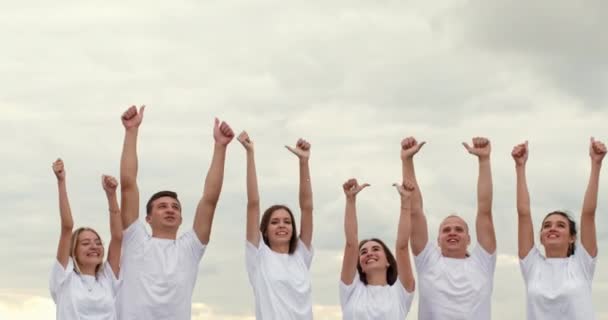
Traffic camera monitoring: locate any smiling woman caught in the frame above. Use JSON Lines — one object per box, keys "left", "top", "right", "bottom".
{"left": 237, "top": 131, "right": 315, "bottom": 320}
{"left": 49, "top": 159, "right": 122, "bottom": 320}
{"left": 513, "top": 138, "right": 607, "bottom": 320}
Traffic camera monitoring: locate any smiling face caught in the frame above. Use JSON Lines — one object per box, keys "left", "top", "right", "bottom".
{"left": 265, "top": 209, "right": 294, "bottom": 246}
{"left": 438, "top": 215, "right": 471, "bottom": 258}
{"left": 358, "top": 240, "right": 389, "bottom": 274}
{"left": 71, "top": 228, "right": 104, "bottom": 273}
{"left": 146, "top": 195, "right": 183, "bottom": 232}
{"left": 540, "top": 212, "right": 576, "bottom": 256}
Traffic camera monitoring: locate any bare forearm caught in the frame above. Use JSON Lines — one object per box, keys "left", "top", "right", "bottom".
{"left": 582, "top": 162, "right": 602, "bottom": 217}
{"left": 299, "top": 160, "right": 313, "bottom": 211}
{"left": 120, "top": 129, "right": 139, "bottom": 187}
{"left": 201, "top": 143, "right": 228, "bottom": 206}
{"left": 396, "top": 200, "right": 412, "bottom": 251}
{"left": 246, "top": 151, "right": 260, "bottom": 205}
{"left": 515, "top": 165, "right": 531, "bottom": 216}
{"left": 402, "top": 159, "right": 423, "bottom": 212}
{"left": 106, "top": 192, "right": 122, "bottom": 241}
{"left": 58, "top": 180, "right": 74, "bottom": 230}
{"left": 477, "top": 158, "right": 493, "bottom": 216}
{"left": 344, "top": 198, "right": 358, "bottom": 247}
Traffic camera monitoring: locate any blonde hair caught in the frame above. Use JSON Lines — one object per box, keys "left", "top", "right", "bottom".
{"left": 70, "top": 227, "right": 104, "bottom": 275}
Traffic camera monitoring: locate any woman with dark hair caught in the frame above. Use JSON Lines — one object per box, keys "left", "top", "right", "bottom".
{"left": 49, "top": 159, "right": 122, "bottom": 320}
{"left": 339, "top": 178, "right": 415, "bottom": 319}
{"left": 237, "top": 131, "right": 314, "bottom": 319}
{"left": 513, "top": 138, "right": 606, "bottom": 320}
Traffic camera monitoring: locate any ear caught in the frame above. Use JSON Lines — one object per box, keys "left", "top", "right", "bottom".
{"left": 145, "top": 215, "right": 151, "bottom": 223}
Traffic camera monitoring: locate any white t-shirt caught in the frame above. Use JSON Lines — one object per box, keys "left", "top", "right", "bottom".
{"left": 49, "top": 257, "right": 120, "bottom": 320}
{"left": 246, "top": 237, "right": 314, "bottom": 320}
{"left": 415, "top": 242, "right": 496, "bottom": 320}
{"left": 340, "top": 274, "right": 413, "bottom": 320}
{"left": 520, "top": 243, "right": 596, "bottom": 320}
{"left": 117, "top": 219, "right": 206, "bottom": 320}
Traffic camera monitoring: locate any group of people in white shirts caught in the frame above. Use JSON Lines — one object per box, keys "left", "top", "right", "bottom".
{"left": 50, "top": 105, "right": 606, "bottom": 320}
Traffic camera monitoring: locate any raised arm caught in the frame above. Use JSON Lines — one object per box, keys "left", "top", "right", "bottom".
{"left": 102, "top": 175, "right": 122, "bottom": 277}
{"left": 237, "top": 131, "right": 261, "bottom": 246}
{"left": 53, "top": 159, "right": 73, "bottom": 269}
{"left": 401, "top": 137, "right": 428, "bottom": 255}
{"left": 580, "top": 137, "right": 606, "bottom": 257}
{"left": 394, "top": 181, "right": 416, "bottom": 293}
{"left": 341, "top": 179, "right": 369, "bottom": 285}
{"left": 193, "top": 118, "right": 234, "bottom": 245}
{"left": 286, "top": 139, "right": 313, "bottom": 249}
{"left": 512, "top": 141, "right": 534, "bottom": 259}
{"left": 120, "top": 105, "right": 145, "bottom": 229}
{"left": 463, "top": 137, "right": 496, "bottom": 254}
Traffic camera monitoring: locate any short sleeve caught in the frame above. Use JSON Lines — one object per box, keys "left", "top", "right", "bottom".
{"left": 393, "top": 278, "right": 414, "bottom": 315}
{"left": 245, "top": 238, "right": 263, "bottom": 284}
{"left": 471, "top": 243, "right": 497, "bottom": 275}
{"left": 178, "top": 229, "right": 207, "bottom": 262}
{"left": 49, "top": 258, "right": 74, "bottom": 302}
{"left": 295, "top": 239, "right": 314, "bottom": 269}
{"left": 122, "top": 219, "right": 148, "bottom": 253}
{"left": 574, "top": 241, "right": 597, "bottom": 282}
{"left": 520, "top": 246, "right": 541, "bottom": 283}
{"left": 414, "top": 242, "right": 440, "bottom": 273}
{"left": 339, "top": 274, "right": 360, "bottom": 308}
{"left": 101, "top": 261, "right": 122, "bottom": 296}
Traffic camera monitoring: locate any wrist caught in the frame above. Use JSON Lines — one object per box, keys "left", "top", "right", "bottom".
{"left": 214, "top": 142, "right": 228, "bottom": 150}
{"left": 478, "top": 156, "right": 490, "bottom": 163}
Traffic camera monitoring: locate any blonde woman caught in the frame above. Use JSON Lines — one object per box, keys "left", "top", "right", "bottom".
{"left": 49, "top": 159, "right": 122, "bottom": 320}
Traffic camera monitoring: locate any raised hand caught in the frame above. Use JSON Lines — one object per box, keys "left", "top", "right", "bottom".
{"left": 52, "top": 158, "right": 66, "bottom": 181}
{"left": 237, "top": 131, "right": 254, "bottom": 151}
{"left": 213, "top": 118, "right": 235, "bottom": 146}
{"left": 463, "top": 137, "right": 491, "bottom": 159}
{"left": 393, "top": 180, "right": 416, "bottom": 199}
{"left": 121, "top": 105, "right": 145, "bottom": 129}
{"left": 285, "top": 138, "right": 311, "bottom": 161}
{"left": 589, "top": 137, "right": 607, "bottom": 164}
{"left": 342, "top": 178, "right": 370, "bottom": 199}
{"left": 102, "top": 175, "right": 119, "bottom": 194}
{"left": 401, "top": 137, "right": 426, "bottom": 160}
{"left": 511, "top": 141, "right": 529, "bottom": 166}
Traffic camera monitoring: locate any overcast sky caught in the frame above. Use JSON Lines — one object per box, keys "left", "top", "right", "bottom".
{"left": 1, "top": 0, "right": 608, "bottom": 319}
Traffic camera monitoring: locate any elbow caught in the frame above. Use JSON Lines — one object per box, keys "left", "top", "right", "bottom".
{"left": 300, "top": 200, "right": 314, "bottom": 212}
{"left": 247, "top": 198, "right": 260, "bottom": 208}
{"left": 61, "top": 223, "right": 74, "bottom": 233}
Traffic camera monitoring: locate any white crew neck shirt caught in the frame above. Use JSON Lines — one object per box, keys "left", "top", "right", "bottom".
{"left": 415, "top": 242, "right": 496, "bottom": 320}
{"left": 117, "top": 219, "right": 206, "bottom": 320}
{"left": 340, "top": 274, "right": 413, "bottom": 320}
{"left": 520, "top": 242, "right": 596, "bottom": 320}
{"left": 246, "top": 236, "right": 314, "bottom": 320}
{"left": 50, "top": 258, "right": 120, "bottom": 320}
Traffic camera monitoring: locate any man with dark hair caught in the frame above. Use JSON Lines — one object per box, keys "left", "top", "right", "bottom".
{"left": 116, "top": 105, "right": 234, "bottom": 320}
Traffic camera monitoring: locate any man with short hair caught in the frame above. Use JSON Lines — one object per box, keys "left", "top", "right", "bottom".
{"left": 116, "top": 105, "right": 234, "bottom": 320}
{"left": 401, "top": 136, "right": 497, "bottom": 320}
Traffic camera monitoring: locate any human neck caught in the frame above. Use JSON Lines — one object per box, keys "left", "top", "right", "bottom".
{"left": 270, "top": 242, "right": 290, "bottom": 254}
{"left": 441, "top": 249, "right": 467, "bottom": 259}
{"left": 79, "top": 264, "right": 97, "bottom": 276}
{"left": 152, "top": 227, "right": 178, "bottom": 240}
{"left": 544, "top": 245, "right": 568, "bottom": 258}
{"left": 365, "top": 271, "right": 388, "bottom": 286}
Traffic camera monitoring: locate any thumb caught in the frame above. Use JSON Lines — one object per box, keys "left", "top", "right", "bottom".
{"left": 214, "top": 117, "right": 220, "bottom": 128}
{"left": 418, "top": 141, "right": 426, "bottom": 150}
{"left": 462, "top": 142, "right": 473, "bottom": 153}
{"left": 139, "top": 105, "right": 146, "bottom": 118}
{"left": 590, "top": 136, "right": 595, "bottom": 144}
{"left": 285, "top": 145, "right": 297, "bottom": 155}
{"left": 361, "top": 183, "right": 371, "bottom": 189}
